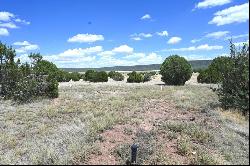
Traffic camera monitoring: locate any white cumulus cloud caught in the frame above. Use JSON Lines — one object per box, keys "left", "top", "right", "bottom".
{"left": 225, "top": 33, "right": 249, "bottom": 40}
{"left": 205, "top": 31, "right": 230, "bottom": 39}
{"left": 124, "top": 53, "right": 146, "bottom": 59}
{"left": 44, "top": 46, "right": 102, "bottom": 64}
{"left": 195, "top": 0, "right": 231, "bottom": 9}
{"left": 15, "top": 18, "right": 30, "bottom": 25}
{"left": 156, "top": 31, "right": 169, "bottom": 37}
{"left": 131, "top": 37, "right": 142, "bottom": 41}
{"left": 141, "top": 14, "right": 151, "bottom": 20}
{"left": 0, "top": 11, "right": 14, "bottom": 21}
{"left": 0, "top": 28, "right": 9, "bottom": 36}
{"left": 0, "top": 11, "right": 30, "bottom": 36}
{"left": 167, "top": 44, "right": 223, "bottom": 51}
{"left": 98, "top": 51, "right": 115, "bottom": 57}
{"left": 191, "top": 38, "right": 203, "bottom": 43}
{"left": 112, "top": 45, "right": 134, "bottom": 54}
{"left": 0, "top": 22, "right": 18, "bottom": 29}
{"left": 13, "top": 41, "right": 31, "bottom": 46}
{"left": 68, "top": 33, "right": 104, "bottom": 43}
{"left": 14, "top": 41, "right": 39, "bottom": 53}
{"left": 131, "top": 33, "right": 153, "bottom": 41}
{"left": 209, "top": 3, "right": 249, "bottom": 26}
{"left": 168, "top": 37, "right": 182, "bottom": 44}
{"left": 137, "top": 52, "right": 162, "bottom": 64}
{"left": 191, "top": 31, "right": 230, "bottom": 43}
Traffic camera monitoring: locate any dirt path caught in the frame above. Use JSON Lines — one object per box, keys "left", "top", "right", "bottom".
{"left": 86, "top": 99, "right": 199, "bottom": 165}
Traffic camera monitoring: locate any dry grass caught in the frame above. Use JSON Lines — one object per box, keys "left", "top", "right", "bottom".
{"left": 0, "top": 75, "right": 249, "bottom": 165}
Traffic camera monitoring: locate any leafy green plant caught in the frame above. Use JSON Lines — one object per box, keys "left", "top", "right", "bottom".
{"left": 85, "top": 70, "right": 95, "bottom": 81}
{"left": 143, "top": 73, "right": 152, "bottom": 82}
{"left": 127, "top": 71, "right": 143, "bottom": 83}
{"left": 69, "top": 72, "right": 83, "bottom": 81}
{"left": 160, "top": 55, "right": 192, "bottom": 85}
{"left": 197, "top": 56, "right": 233, "bottom": 84}
{"left": 0, "top": 42, "right": 59, "bottom": 103}
{"left": 140, "top": 71, "right": 156, "bottom": 82}
{"left": 108, "top": 71, "right": 124, "bottom": 81}
{"left": 46, "top": 76, "right": 59, "bottom": 98}
{"left": 177, "top": 136, "right": 191, "bottom": 156}
{"left": 108, "top": 71, "right": 116, "bottom": 78}
{"left": 216, "top": 42, "right": 249, "bottom": 115}
{"left": 86, "top": 71, "right": 108, "bottom": 82}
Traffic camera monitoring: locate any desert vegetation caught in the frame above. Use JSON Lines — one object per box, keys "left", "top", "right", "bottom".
{"left": 108, "top": 71, "right": 125, "bottom": 81}
{"left": 0, "top": 41, "right": 249, "bottom": 165}
{"left": 197, "top": 56, "right": 233, "bottom": 84}
{"left": 160, "top": 55, "right": 192, "bottom": 85}
{"left": 0, "top": 43, "right": 59, "bottom": 102}
{"left": 216, "top": 42, "right": 249, "bottom": 115}
{"left": 84, "top": 70, "right": 108, "bottom": 82}
{"left": 197, "top": 42, "right": 249, "bottom": 116}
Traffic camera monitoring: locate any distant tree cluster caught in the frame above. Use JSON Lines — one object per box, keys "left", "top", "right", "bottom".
{"left": 193, "top": 68, "right": 207, "bottom": 73}
{"left": 85, "top": 70, "right": 108, "bottom": 82}
{"left": 0, "top": 42, "right": 59, "bottom": 102}
{"left": 127, "top": 71, "right": 144, "bottom": 83}
{"left": 140, "top": 71, "right": 157, "bottom": 82}
{"left": 127, "top": 71, "right": 156, "bottom": 83}
{"left": 56, "top": 71, "right": 84, "bottom": 82}
{"left": 108, "top": 71, "right": 124, "bottom": 81}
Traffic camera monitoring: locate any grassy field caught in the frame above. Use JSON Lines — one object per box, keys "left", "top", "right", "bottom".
{"left": 0, "top": 75, "right": 249, "bottom": 165}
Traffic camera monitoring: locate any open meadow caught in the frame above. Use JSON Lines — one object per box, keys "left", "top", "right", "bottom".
{"left": 0, "top": 74, "right": 249, "bottom": 165}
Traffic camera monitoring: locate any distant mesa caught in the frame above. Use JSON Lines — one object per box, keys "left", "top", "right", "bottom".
{"left": 61, "top": 60, "right": 212, "bottom": 72}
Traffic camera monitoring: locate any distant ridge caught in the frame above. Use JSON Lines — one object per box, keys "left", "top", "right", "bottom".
{"left": 61, "top": 60, "right": 212, "bottom": 72}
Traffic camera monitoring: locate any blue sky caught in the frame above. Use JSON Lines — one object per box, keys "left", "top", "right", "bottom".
{"left": 0, "top": 0, "right": 249, "bottom": 68}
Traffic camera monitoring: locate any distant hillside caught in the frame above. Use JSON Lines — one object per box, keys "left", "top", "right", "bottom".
{"left": 61, "top": 60, "right": 212, "bottom": 72}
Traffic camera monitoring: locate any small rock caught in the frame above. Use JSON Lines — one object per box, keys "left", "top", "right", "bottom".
{"left": 190, "top": 117, "right": 195, "bottom": 121}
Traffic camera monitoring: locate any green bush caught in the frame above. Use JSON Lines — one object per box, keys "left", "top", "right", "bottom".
{"left": 46, "top": 76, "right": 59, "bottom": 98}
{"left": 69, "top": 72, "right": 82, "bottom": 81}
{"left": 141, "top": 71, "right": 156, "bottom": 82}
{"left": 108, "top": 71, "right": 124, "bottom": 81}
{"left": 13, "top": 76, "right": 39, "bottom": 102}
{"left": 197, "top": 57, "right": 233, "bottom": 84}
{"left": 108, "top": 71, "right": 116, "bottom": 78}
{"left": 86, "top": 71, "right": 108, "bottom": 82}
{"left": 216, "top": 42, "right": 249, "bottom": 115}
{"left": 33, "top": 59, "right": 59, "bottom": 76}
{"left": 143, "top": 73, "right": 152, "bottom": 82}
{"left": 0, "top": 42, "right": 59, "bottom": 103}
{"left": 149, "top": 71, "right": 157, "bottom": 76}
{"left": 85, "top": 70, "right": 95, "bottom": 81}
{"left": 12, "top": 75, "right": 48, "bottom": 102}
{"left": 113, "top": 73, "right": 124, "bottom": 81}
{"left": 127, "top": 71, "right": 143, "bottom": 83}
{"left": 55, "top": 70, "right": 70, "bottom": 82}
{"left": 193, "top": 68, "right": 206, "bottom": 73}
{"left": 95, "top": 71, "right": 108, "bottom": 82}
{"left": 197, "top": 69, "right": 212, "bottom": 83}
{"left": 160, "top": 55, "right": 192, "bottom": 85}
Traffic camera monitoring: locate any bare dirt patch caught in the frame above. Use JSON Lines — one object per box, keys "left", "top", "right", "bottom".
{"left": 86, "top": 99, "right": 197, "bottom": 165}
